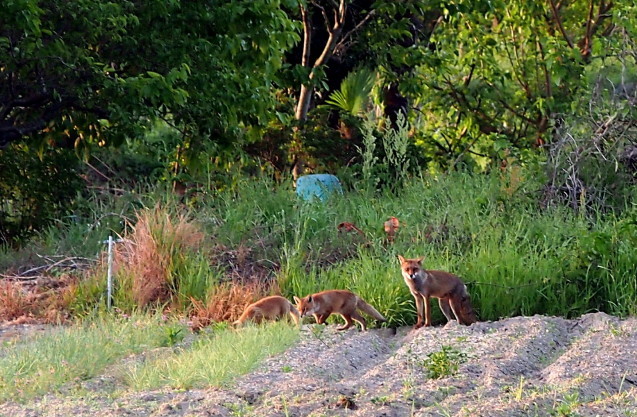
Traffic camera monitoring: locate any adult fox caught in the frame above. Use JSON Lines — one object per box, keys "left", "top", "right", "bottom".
{"left": 294, "top": 290, "right": 386, "bottom": 331}
{"left": 234, "top": 295, "right": 301, "bottom": 326}
{"left": 398, "top": 255, "right": 477, "bottom": 328}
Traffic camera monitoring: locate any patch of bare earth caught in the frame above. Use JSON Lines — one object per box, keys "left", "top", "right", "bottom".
{"left": 1, "top": 312, "right": 636, "bottom": 417}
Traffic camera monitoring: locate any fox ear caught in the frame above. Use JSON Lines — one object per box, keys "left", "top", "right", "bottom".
{"left": 307, "top": 295, "right": 313, "bottom": 303}
{"left": 293, "top": 296, "right": 301, "bottom": 304}
{"left": 397, "top": 255, "right": 405, "bottom": 263}
{"left": 416, "top": 257, "right": 424, "bottom": 264}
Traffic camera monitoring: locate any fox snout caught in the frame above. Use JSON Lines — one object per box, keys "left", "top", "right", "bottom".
{"left": 299, "top": 305, "right": 318, "bottom": 317}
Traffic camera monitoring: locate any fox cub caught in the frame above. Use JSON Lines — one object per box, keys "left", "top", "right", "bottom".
{"left": 398, "top": 255, "right": 477, "bottom": 328}
{"left": 234, "top": 295, "right": 300, "bottom": 326}
{"left": 294, "top": 289, "right": 386, "bottom": 331}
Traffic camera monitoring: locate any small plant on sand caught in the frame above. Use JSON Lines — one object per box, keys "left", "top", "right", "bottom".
{"left": 422, "top": 345, "right": 467, "bottom": 379}
{"left": 161, "top": 325, "right": 185, "bottom": 347}
{"left": 370, "top": 395, "right": 391, "bottom": 406}
{"left": 550, "top": 391, "right": 582, "bottom": 417}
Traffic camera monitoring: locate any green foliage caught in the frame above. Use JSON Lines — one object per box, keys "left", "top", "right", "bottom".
{"left": 292, "top": 107, "right": 359, "bottom": 171}
{"left": 357, "top": 112, "right": 417, "bottom": 192}
{"left": 325, "top": 68, "right": 377, "bottom": 116}
{"left": 406, "top": 0, "right": 632, "bottom": 168}
{"left": 421, "top": 345, "right": 468, "bottom": 379}
{"left": 190, "top": 168, "right": 636, "bottom": 323}
{"left": 124, "top": 321, "right": 299, "bottom": 390}
{"left": 7, "top": 166, "right": 637, "bottom": 323}
{"left": 1, "top": 0, "right": 300, "bottom": 149}
{"left": 0, "top": 144, "right": 82, "bottom": 244}
{"left": 543, "top": 80, "right": 637, "bottom": 213}
{"left": 266, "top": 169, "right": 636, "bottom": 323}
{"left": 0, "top": 314, "right": 179, "bottom": 402}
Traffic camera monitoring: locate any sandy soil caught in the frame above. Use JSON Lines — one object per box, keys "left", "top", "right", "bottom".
{"left": 1, "top": 312, "right": 636, "bottom": 417}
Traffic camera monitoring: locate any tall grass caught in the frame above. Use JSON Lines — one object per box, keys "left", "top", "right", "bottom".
{"left": 68, "top": 206, "right": 214, "bottom": 316}
{"left": 124, "top": 322, "right": 299, "bottom": 390}
{"left": 7, "top": 166, "right": 636, "bottom": 324}
{"left": 0, "top": 314, "right": 180, "bottom": 402}
{"left": 266, "top": 169, "right": 635, "bottom": 322}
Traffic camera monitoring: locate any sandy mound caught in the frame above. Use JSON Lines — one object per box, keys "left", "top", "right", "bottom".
{"left": 1, "top": 313, "right": 636, "bottom": 417}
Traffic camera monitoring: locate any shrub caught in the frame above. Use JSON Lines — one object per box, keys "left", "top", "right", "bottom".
{"left": 114, "top": 206, "right": 204, "bottom": 308}
{"left": 0, "top": 144, "right": 82, "bottom": 245}
{"left": 189, "top": 281, "right": 276, "bottom": 332}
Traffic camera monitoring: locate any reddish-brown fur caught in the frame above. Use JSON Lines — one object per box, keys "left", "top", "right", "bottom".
{"left": 384, "top": 216, "right": 400, "bottom": 243}
{"left": 233, "top": 295, "right": 300, "bottom": 326}
{"left": 398, "top": 255, "right": 477, "bottom": 328}
{"left": 294, "top": 290, "right": 385, "bottom": 331}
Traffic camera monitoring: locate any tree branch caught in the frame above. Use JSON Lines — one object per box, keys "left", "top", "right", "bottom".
{"left": 537, "top": 39, "right": 553, "bottom": 99}
{"left": 548, "top": 0, "right": 574, "bottom": 48}
{"left": 313, "top": 0, "right": 346, "bottom": 68}
{"left": 334, "top": 9, "right": 375, "bottom": 56}
{"left": 299, "top": 4, "right": 312, "bottom": 68}
{"left": 579, "top": 0, "right": 614, "bottom": 61}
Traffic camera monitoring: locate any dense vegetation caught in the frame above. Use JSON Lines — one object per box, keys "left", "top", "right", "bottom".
{"left": 1, "top": 2, "right": 636, "bottom": 403}
{"left": 1, "top": 1, "right": 636, "bottom": 325}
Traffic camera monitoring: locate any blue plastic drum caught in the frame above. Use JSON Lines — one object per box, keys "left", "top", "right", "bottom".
{"left": 295, "top": 174, "right": 343, "bottom": 202}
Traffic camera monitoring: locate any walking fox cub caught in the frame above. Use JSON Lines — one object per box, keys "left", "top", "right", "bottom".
{"left": 398, "top": 255, "right": 477, "bottom": 328}
{"left": 234, "top": 295, "right": 301, "bottom": 326}
{"left": 293, "top": 290, "right": 386, "bottom": 331}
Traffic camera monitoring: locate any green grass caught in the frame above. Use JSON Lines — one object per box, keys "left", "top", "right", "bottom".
{"left": 124, "top": 321, "right": 299, "bottom": 390}
{"left": 269, "top": 170, "right": 636, "bottom": 323}
{"left": 0, "top": 314, "right": 182, "bottom": 402}
{"left": 0, "top": 316, "right": 299, "bottom": 402}
{"left": 6, "top": 167, "right": 637, "bottom": 324}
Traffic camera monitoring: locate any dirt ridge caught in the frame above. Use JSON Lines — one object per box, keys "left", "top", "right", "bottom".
{"left": 1, "top": 312, "right": 636, "bottom": 417}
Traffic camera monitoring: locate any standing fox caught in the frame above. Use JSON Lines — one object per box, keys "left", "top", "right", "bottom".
{"left": 398, "top": 255, "right": 477, "bottom": 328}
{"left": 233, "top": 295, "right": 301, "bottom": 326}
{"left": 294, "top": 290, "right": 386, "bottom": 331}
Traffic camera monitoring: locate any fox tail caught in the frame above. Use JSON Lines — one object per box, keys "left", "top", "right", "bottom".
{"left": 289, "top": 304, "right": 301, "bottom": 326}
{"left": 357, "top": 298, "right": 386, "bottom": 322}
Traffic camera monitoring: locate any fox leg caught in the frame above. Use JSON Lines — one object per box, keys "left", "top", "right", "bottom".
{"left": 350, "top": 311, "right": 367, "bottom": 331}
{"left": 314, "top": 313, "right": 330, "bottom": 324}
{"left": 448, "top": 296, "right": 465, "bottom": 325}
{"left": 336, "top": 314, "right": 354, "bottom": 330}
{"left": 288, "top": 311, "right": 300, "bottom": 326}
{"left": 413, "top": 293, "right": 425, "bottom": 328}
{"left": 424, "top": 295, "right": 432, "bottom": 327}
{"left": 438, "top": 298, "right": 455, "bottom": 322}
{"left": 289, "top": 305, "right": 301, "bottom": 326}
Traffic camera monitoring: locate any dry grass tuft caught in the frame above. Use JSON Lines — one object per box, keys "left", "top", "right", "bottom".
{"left": 0, "top": 276, "right": 75, "bottom": 323}
{"left": 0, "top": 281, "right": 31, "bottom": 321}
{"left": 115, "top": 206, "right": 204, "bottom": 307}
{"left": 189, "top": 281, "right": 276, "bottom": 332}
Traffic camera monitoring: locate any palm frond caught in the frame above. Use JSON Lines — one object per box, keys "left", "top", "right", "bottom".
{"left": 325, "top": 67, "right": 377, "bottom": 116}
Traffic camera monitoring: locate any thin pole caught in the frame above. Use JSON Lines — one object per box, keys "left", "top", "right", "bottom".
{"left": 107, "top": 235, "right": 114, "bottom": 309}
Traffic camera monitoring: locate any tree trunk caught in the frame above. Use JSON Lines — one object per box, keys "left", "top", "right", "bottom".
{"left": 292, "top": 0, "right": 347, "bottom": 177}
{"left": 295, "top": 84, "right": 312, "bottom": 122}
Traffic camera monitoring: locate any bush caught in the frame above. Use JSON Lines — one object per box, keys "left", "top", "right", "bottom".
{"left": 0, "top": 144, "right": 82, "bottom": 245}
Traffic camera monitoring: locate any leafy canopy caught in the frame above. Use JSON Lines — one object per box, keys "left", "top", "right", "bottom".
{"left": 0, "top": 0, "right": 300, "bottom": 150}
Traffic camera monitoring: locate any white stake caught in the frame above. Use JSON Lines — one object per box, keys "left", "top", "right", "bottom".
{"left": 107, "top": 235, "right": 114, "bottom": 309}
